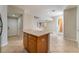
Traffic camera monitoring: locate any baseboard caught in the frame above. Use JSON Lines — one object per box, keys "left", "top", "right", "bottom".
{"left": 64, "top": 37, "right": 77, "bottom": 42}
{"left": 8, "top": 35, "right": 18, "bottom": 38}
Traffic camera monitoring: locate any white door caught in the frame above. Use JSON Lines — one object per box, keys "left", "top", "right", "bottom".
{"left": 77, "top": 22, "right": 79, "bottom": 47}
{"left": 77, "top": 27, "right": 79, "bottom": 47}
{"left": 77, "top": 6, "right": 79, "bottom": 47}
{"left": 8, "top": 18, "right": 18, "bottom": 36}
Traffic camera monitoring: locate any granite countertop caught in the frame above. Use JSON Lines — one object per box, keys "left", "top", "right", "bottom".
{"left": 24, "top": 29, "right": 51, "bottom": 36}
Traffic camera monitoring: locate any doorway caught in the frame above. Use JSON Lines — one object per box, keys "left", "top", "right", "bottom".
{"left": 8, "top": 17, "right": 18, "bottom": 37}
{"left": 57, "top": 15, "right": 64, "bottom": 34}
{"left": 56, "top": 15, "right": 64, "bottom": 39}
{"left": 8, "top": 15, "right": 23, "bottom": 40}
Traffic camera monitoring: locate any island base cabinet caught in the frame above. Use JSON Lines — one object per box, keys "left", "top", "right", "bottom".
{"left": 37, "top": 35, "right": 48, "bottom": 53}
{"left": 23, "top": 32, "right": 28, "bottom": 49}
{"left": 28, "top": 35, "right": 37, "bottom": 53}
{"left": 23, "top": 32, "right": 49, "bottom": 53}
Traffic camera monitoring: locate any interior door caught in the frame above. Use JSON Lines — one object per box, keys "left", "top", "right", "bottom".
{"left": 8, "top": 18, "right": 18, "bottom": 36}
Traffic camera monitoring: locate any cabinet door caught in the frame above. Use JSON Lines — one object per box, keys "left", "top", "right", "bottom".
{"left": 23, "top": 33, "right": 28, "bottom": 49}
{"left": 37, "top": 34, "right": 48, "bottom": 53}
{"left": 28, "top": 34, "right": 37, "bottom": 53}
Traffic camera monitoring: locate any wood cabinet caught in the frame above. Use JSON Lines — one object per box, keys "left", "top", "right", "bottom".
{"left": 23, "top": 32, "right": 49, "bottom": 53}
{"left": 23, "top": 32, "right": 28, "bottom": 49}
{"left": 37, "top": 35, "right": 48, "bottom": 53}
{"left": 28, "top": 35, "right": 37, "bottom": 52}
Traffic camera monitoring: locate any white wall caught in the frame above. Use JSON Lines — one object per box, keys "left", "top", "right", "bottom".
{"left": 23, "top": 15, "right": 53, "bottom": 31}
{"left": 18, "top": 16, "right": 23, "bottom": 36}
{"left": 23, "top": 9, "right": 64, "bottom": 33}
{"left": 8, "top": 18, "right": 18, "bottom": 36}
{"left": 23, "top": 11, "right": 33, "bottom": 31}
{"left": 64, "top": 7, "right": 76, "bottom": 41}
{"left": 46, "top": 21, "right": 54, "bottom": 32}
{"left": 8, "top": 6, "right": 24, "bottom": 15}
{"left": 32, "top": 18, "right": 39, "bottom": 30}
{"left": 76, "top": 6, "right": 79, "bottom": 46}
{"left": 0, "top": 6, "right": 8, "bottom": 46}
{"left": 32, "top": 17, "right": 54, "bottom": 31}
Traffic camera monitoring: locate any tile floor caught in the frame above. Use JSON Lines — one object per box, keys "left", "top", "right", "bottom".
{"left": 49, "top": 33, "right": 79, "bottom": 52}
{"left": 1, "top": 36, "right": 27, "bottom": 53}
{"left": 1, "top": 33, "right": 79, "bottom": 53}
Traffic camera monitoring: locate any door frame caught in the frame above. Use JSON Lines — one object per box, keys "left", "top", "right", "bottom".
{"left": 7, "top": 15, "right": 23, "bottom": 40}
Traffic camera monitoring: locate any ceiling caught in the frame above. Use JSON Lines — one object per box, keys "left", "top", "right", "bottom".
{"left": 8, "top": 6, "right": 24, "bottom": 18}
{"left": 14, "top": 5, "right": 77, "bottom": 16}
{"left": 13, "top": 5, "right": 65, "bottom": 17}
{"left": 15, "top": 5, "right": 66, "bottom": 11}
{"left": 9, "top": 5, "right": 77, "bottom": 20}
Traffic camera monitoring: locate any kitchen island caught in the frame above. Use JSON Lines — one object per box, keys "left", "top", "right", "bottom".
{"left": 23, "top": 30, "right": 50, "bottom": 53}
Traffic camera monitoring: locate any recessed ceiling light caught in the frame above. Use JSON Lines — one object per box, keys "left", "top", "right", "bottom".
{"left": 34, "top": 16, "right": 39, "bottom": 19}
{"left": 52, "top": 10, "right": 55, "bottom": 12}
